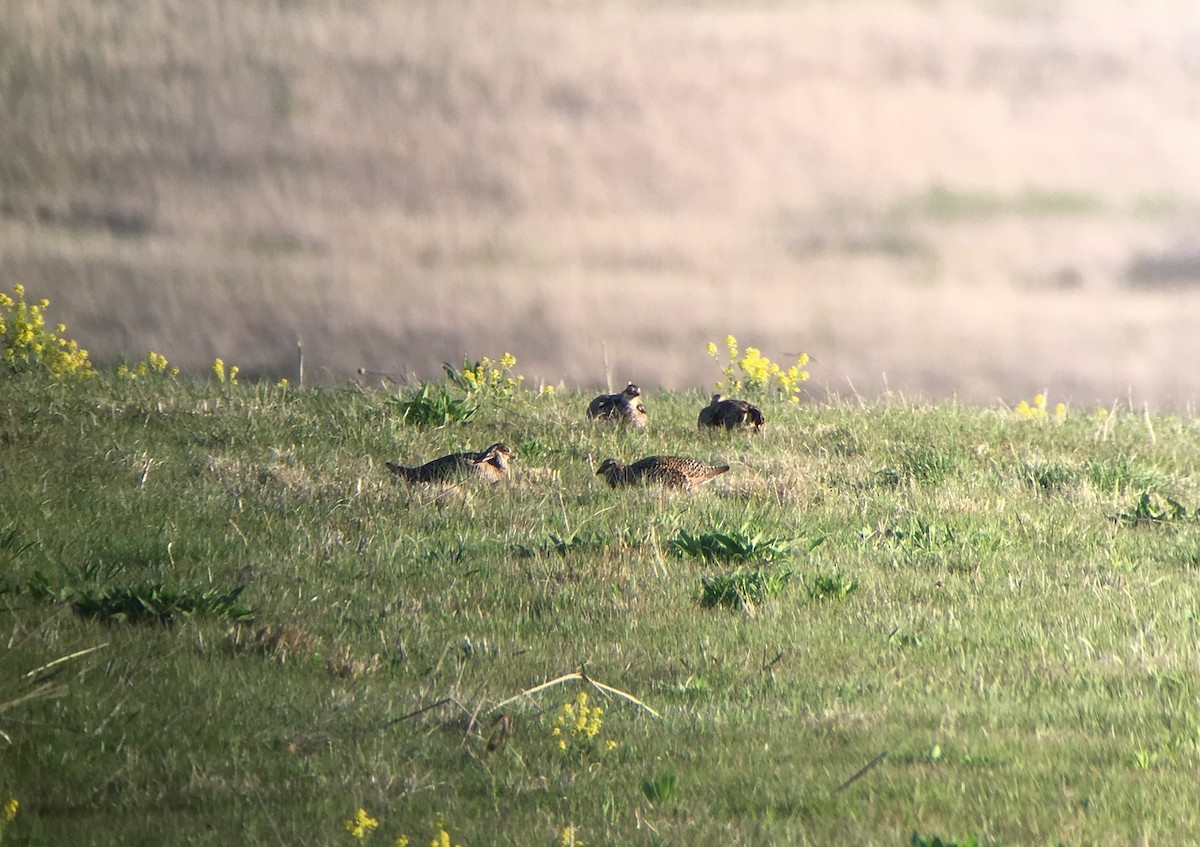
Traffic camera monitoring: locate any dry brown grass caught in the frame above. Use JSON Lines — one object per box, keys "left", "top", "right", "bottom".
{"left": 4, "top": 0, "right": 1200, "bottom": 407}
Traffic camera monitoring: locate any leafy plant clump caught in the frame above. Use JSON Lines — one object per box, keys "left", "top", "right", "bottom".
{"left": 670, "top": 528, "right": 796, "bottom": 563}
{"left": 0, "top": 284, "right": 94, "bottom": 377}
{"left": 392, "top": 381, "right": 478, "bottom": 427}
{"left": 71, "top": 583, "right": 254, "bottom": 626}
{"left": 807, "top": 572, "right": 859, "bottom": 601}
{"left": 700, "top": 568, "right": 793, "bottom": 609}
{"left": 1116, "top": 492, "right": 1194, "bottom": 526}
{"left": 642, "top": 771, "right": 677, "bottom": 804}
{"left": 28, "top": 573, "right": 253, "bottom": 626}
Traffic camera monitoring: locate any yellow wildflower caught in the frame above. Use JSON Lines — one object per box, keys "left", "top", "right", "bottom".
{"left": 428, "top": 827, "right": 461, "bottom": 847}
{"left": 2, "top": 798, "right": 17, "bottom": 822}
{"left": 344, "top": 808, "right": 379, "bottom": 839}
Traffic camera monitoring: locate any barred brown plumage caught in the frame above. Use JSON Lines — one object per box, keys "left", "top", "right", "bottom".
{"left": 586, "top": 382, "right": 648, "bottom": 428}
{"left": 596, "top": 455, "right": 730, "bottom": 488}
{"left": 386, "top": 442, "right": 513, "bottom": 483}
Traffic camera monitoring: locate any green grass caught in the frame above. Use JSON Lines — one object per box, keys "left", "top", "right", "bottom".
{"left": 3, "top": 373, "right": 1200, "bottom": 845}
{"left": 894, "top": 184, "right": 1107, "bottom": 222}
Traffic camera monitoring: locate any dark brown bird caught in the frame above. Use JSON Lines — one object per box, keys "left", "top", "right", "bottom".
{"left": 387, "top": 442, "right": 513, "bottom": 484}
{"left": 587, "top": 382, "right": 648, "bottom": 428}
{"left": 698, "top": 393, "right": 765, "bottom": 432}
{"left": 596, "top": 456, "right": 730, "bottom": 488}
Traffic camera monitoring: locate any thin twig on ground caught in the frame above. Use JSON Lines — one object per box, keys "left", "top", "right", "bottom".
{"left": 493, "top": 670, "right": 661, "bottom": 718}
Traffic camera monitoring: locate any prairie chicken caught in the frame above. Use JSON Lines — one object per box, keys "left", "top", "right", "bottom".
{"left": 587, "top": 382, "right": 648, "bottom": 428}
{"left": 596, "top": 455, "right": 730, "bottom": 488}
{"left": 386, "top": 442, "right": 513, "bottom": 484}
{"left": 698, "top": 393, "right": 765, "bottom": 432}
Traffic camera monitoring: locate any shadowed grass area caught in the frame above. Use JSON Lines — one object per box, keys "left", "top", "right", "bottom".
{"left": 1, "top": 372, "right": 1200, "bottom": 844}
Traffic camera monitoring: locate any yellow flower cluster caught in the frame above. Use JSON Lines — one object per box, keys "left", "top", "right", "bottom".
{"left": 550, "top": 690, "right": 617, "bottom": 756}
{"left": 558, "top": 824, "right": 582, "bottom": 846}
{"left": 1014, "top": 393, "right": 1066, "bottom": 422}
{"left": 117, "top": 351, "right": 181, "bottom": 381}
{"left": 707, "top": 335, "right": 809, "bottom": 403}
{"left": 0, "top": 284, "right": 94, "bottom": 377}
{"left": 0, "top": 797, "right": 15, "bottom": 845}
{"left": 344, "top": 808, "right": 379, "bottom": 840}
{"left": 212, "top": 358, "right": 240, "bottom": 385}
{"left": 458, "top": 352, "right": 523, "bottom": 399}
{"left": 428, "top": 827, "right": 462, "bottom": 847}
{"left": 340, "top": 811, "right": 457, "bottom": 847}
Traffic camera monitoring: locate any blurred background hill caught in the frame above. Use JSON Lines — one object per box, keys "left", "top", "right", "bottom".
{"left": 4, "top": 0, "right": 1200, "bottom": 407}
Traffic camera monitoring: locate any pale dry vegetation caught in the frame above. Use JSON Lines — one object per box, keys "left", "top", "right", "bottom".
{"left": 4, "top": 0, "right": 1200, "bottom": 406}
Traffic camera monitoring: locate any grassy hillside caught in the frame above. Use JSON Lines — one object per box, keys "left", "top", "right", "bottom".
{"left": 2, "top": 361, "right": 1200, "bottom": 844}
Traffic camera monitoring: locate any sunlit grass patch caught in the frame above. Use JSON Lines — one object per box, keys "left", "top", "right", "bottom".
{"left": 4, "top": 378, "right": 1200, "bottom": 844}
{"left": 875, "top": 445, "right": 962, "bottom": 487}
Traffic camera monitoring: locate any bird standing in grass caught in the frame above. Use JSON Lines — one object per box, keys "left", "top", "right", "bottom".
{"left": 386, "top": 443, "right": 514, "bottom": 483}
{"left": 587, "top": 382, "right": 648, "bottom": 428}
{"left": 596, "top": 456, "right": 730, "bottom": 488}
{"left": 698, "top": 393, "right": 765, "bottom": 432}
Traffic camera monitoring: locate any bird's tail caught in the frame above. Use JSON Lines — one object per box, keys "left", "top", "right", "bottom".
{"left": 386, "top": 462, "right": 418, "bottom": 481}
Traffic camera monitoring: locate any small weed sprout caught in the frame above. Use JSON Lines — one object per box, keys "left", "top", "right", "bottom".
{"left": 807, "top": 572, "right": 859, "bottom": 601}
{"left": 1013, "top": 392, "right": 1066, "bottom": 422}
{"left": 212, "top": 358, "right": 239, "bottom": 385}
{"left": 551, "top": 690, "right": 618, "bottom": 758}
{"left": 0, "top": 284, "right": 94, "bottom": 377}
{"left": 707, "top": 335, "right": 808, "bottom": 403}
{"left": 641, "top": 771, "right": 677, "bottom": 805}
{"left": 444, "top": 352, "right": 524, "bottom": 399}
